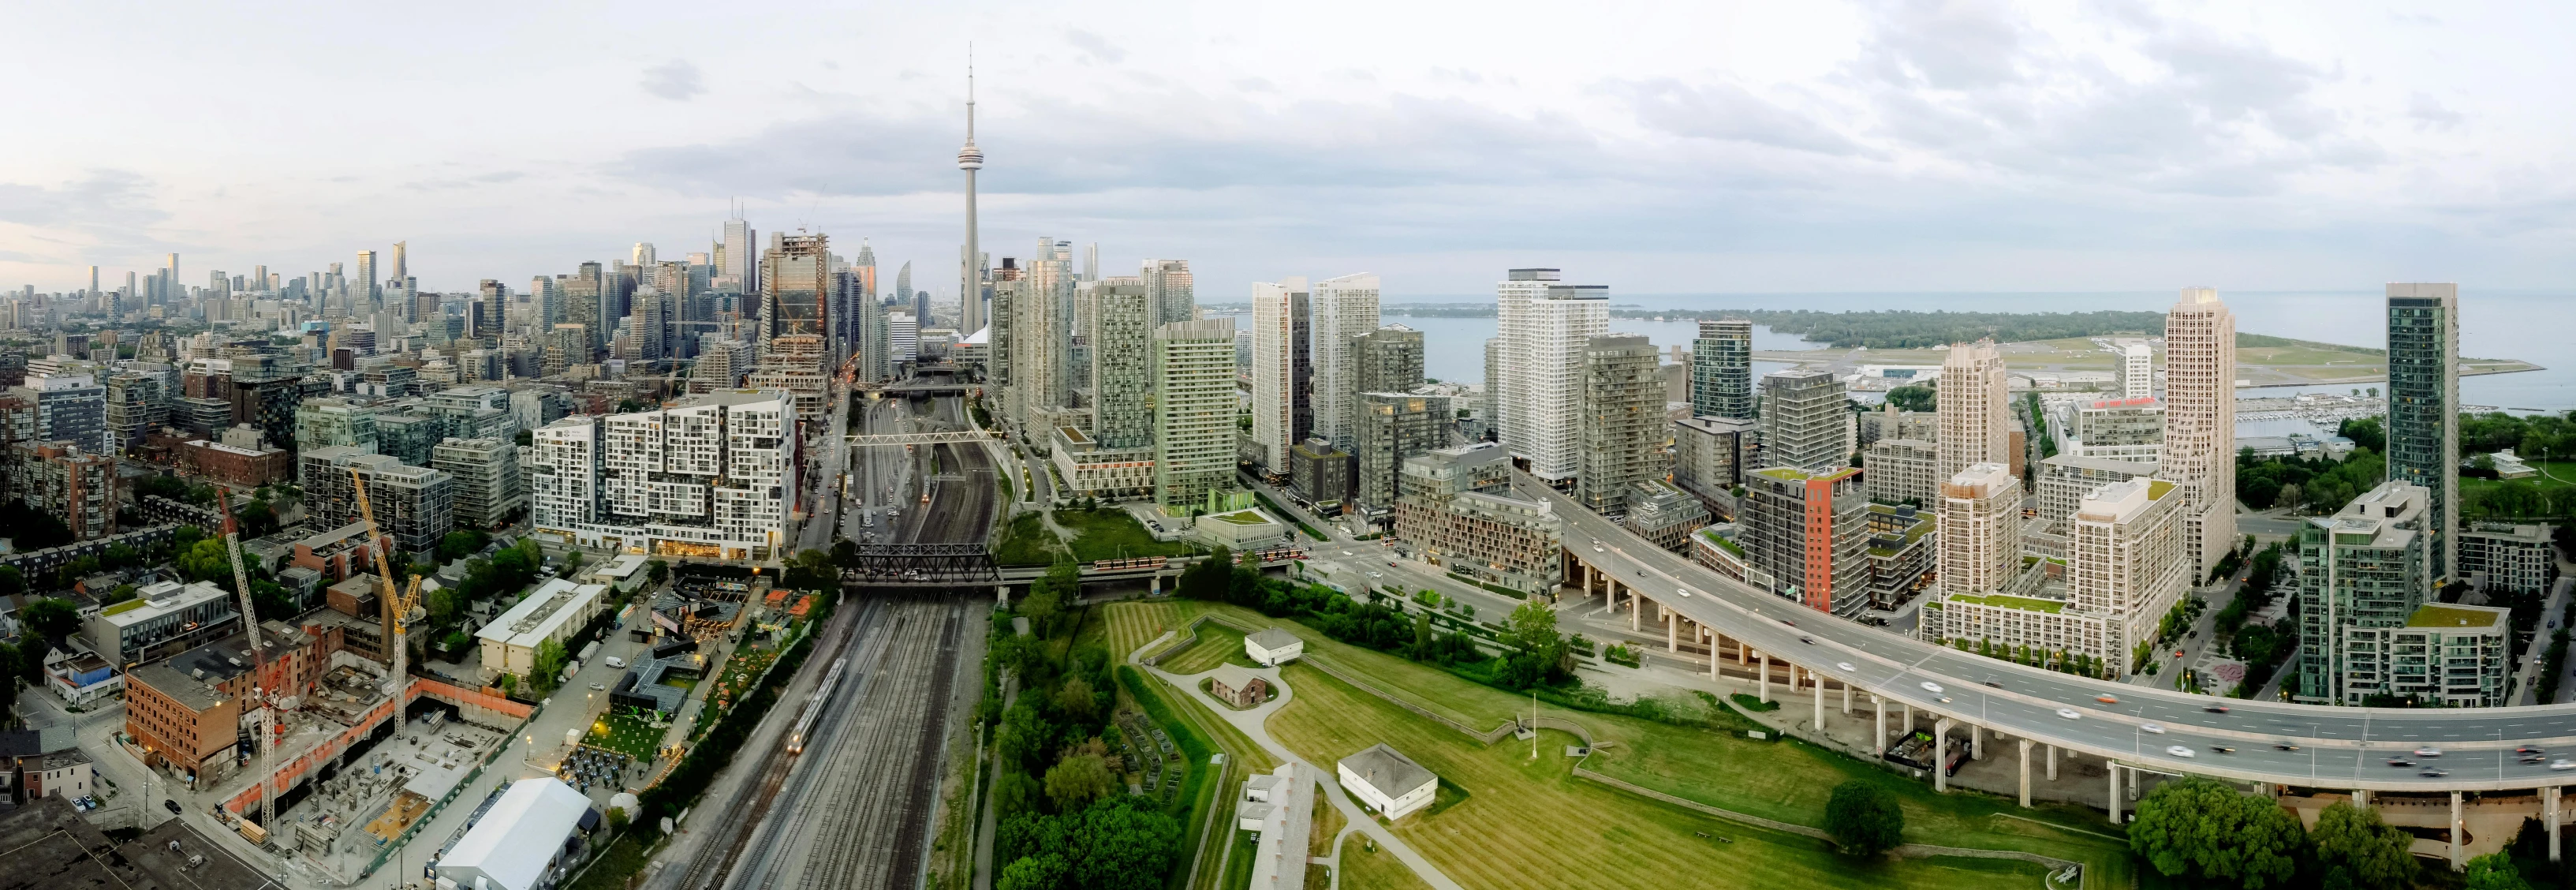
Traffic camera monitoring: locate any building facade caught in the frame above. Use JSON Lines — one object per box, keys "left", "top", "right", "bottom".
{"left": 1739, "top": 465, "right": 1869, "bottom": 616}
{"left": 2458, "top": 522, "right": 2557, "bottom": 597}
{"left": 2160, "top": 287, "right": 2238, "bottom": 578}
{"left": 1353, "top": 393, "right": 1452, "bottom": 518}
{"left": 1689, "top": 319, "right": 1753, "bottom": 420}
{"left": 1308, "top": 273, "right": 1381, "bottom": 451}
{"left": 1757, "top": 370, "right": 1850, "bottom": 469}
{"left": 1249, "top": 279, "right": 1310, "bottom": 476}
{"left": 1494, "top": 270, "right": 1607, "bottom": 484}
{"left": 1936, "top": 340, "right": 2011, "bottom": 484}
{"left": 2293, "top": 481, "right": 2440, "bottom": 705}
{"left": 1671, "top": 416, "right": 1757, "bottom": 507}
{"left": 2385, "top": 283, "right": 2460, "bottom": 581}
{"left": 522, "top": 390, "right": 795, "bottom": 559}
{"left": 1863, "top": 438, "right": 1939, "bottom": 507}
{"left": 1576, "top": 335, "right": 1663, "bottom": 514}
{"left": 1152, "top": 319, "right": 1240, "bottom": 515}
{"left": 434, "top": 436, "right": 525, "bottom": 529}
{"left": 2057, "top": 396, "right": 2163, "bottom": 464}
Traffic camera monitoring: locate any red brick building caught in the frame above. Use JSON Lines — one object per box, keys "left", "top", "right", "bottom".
{"left": 180, "top": 438, "right": 293, "bottom": 488}
{"left": 293, "top": 522, "right": 391, "bottom": 583}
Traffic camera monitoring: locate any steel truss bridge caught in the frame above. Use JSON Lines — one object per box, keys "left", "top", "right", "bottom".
{"left": 844, "top": 430, "right": 996, "bottom": 447}
{"left": 838, "top": 543, "right": 999, "bottom": 585}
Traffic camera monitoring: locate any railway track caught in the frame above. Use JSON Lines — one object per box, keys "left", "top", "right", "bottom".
{"left": 784, "top": 599, "right": 967, "bottom": 890}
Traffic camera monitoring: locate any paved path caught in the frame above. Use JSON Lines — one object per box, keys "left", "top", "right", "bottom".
{"left": 1125, "top": 643, "right": 1463, "bottom": 890}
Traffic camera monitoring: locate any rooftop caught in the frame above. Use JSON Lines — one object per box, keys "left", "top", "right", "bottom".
{"left": 1246, "top": 628, "right": 1300, "bottom": 651}
{"left": 95, "top": 580, "right": 232, "bottom": 628}
{"left": 1943, "top": 592, "right": 2068, "bottom": 615}
{"left": 2407, "top": 604, "right": 2508, "bottom": 630}
{"left": 1341, "top": 742, "right": 1435, "bottom": 795}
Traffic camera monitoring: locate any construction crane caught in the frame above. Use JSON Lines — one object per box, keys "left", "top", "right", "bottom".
{"left": 213, "top": 490, "right": 277, "bottom": 841}
{"left": 352, "top": 467, "right": 423, "bottom": 694}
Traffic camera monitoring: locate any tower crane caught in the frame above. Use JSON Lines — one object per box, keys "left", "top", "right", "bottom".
{"left": 214, "top": 490, "right": 277, "bottom": 841}
{"left": 352, "top": 468, "right": 423, "bottom": 694}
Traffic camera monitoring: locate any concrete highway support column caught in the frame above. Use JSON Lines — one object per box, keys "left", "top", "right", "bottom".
{"left": 1812, "top": 668, "right": 1824, "bottom": 732}
{"left": 2548, "top": 786, "right": 2562, "bottom": 862}
{"left": 1666, "top": 606, "right": 1677, "bottom": 653}
{"left": 1840, "top": 677, "right": 1851, "bottom": 714}
{"left": 1970, "top": 724, "right": 1984, "bottom": 761}
{"left": 1630, "top": 582, "right": 1641, "bottom": 631}
{"left": 1706, "top": 629, "right": 1720, "bottom": 680}
{"left": 2047, "top": 745, "right": 2057, "bottom": 781}
{"left": 2108, "top": 763, "right": 2122, "bottom": 824}
{"left": 2451, "top": 791, "right": 2464, "bottom": 871}
{"left": 1933, "top": 719, "right": 1954, "bottom": 793}
{"left": 1902, "top": 703, "right": 1913, "bottom": 734}
{"left": 2018, "top": 739, "right": 2033, "bottom": 808}
{"left": 1758, "top": 653, "right": 1771, "bottom": 703}
{"left": 1872, "top": 695, "right": 1886, "bottom": 755}
{"left": 2353, "top": 789, "right": 2370, "bottom": 807}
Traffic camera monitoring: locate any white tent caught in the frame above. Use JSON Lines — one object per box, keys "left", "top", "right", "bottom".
{"left": 437, "top": 778, "right": 592, "bottom": 890}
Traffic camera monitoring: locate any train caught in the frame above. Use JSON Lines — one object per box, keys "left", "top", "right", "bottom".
{"left": 1092, "top": 556, "right": 1174, "bottom": 571}
{"left": 785, "top": 656, "right": 849, "bottom": 755}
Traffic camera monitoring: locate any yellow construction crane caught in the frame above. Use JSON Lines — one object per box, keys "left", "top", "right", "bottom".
{"left": 215, "top": 490, "right": 278, "bottom": 842}
{"left": 352, "top": 468, "right": 424, "bottom": 692}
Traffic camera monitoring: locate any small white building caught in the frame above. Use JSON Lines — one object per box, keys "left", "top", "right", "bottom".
{"left": 1338, "top": 743, "right": 1437, "bottom": 820}
{"left": 434, "top": 778, "right": 594, "bottom": 890}
{"left": 1193, "top": 507, "right": 1288, "bottom": 548}
{"left": 476, "top": 578, "right": 610, "bottom": 681}
{"left": 1235, "top": 765, "right": 1310, "bottom": 889}
{"left": 588, "top": 553, "right": 651, "bottom": 593}
{"left": 1244, "top": 627, "right": 1304, "bottom": 667}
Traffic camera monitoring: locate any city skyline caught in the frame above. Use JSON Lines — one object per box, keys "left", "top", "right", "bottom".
{"left": 7, "top": 2, "right": 2574, "bottom": 297}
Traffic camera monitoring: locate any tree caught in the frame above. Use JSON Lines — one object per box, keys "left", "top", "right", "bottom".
{"left": 2465, "top": 852, "right": 2533, "bottom": 890}
{"left": 1176, "top": 548, "right": 1231, "bottom": 600}
{"left": 531, "top": 638, "right": 568, "bottom": 693}
{"left": 647, "top": 559, "right": 670, "bottom": 584}
{"left": 1065, "top": 799, "right": 1183, "bottom": 890}
{"left": 2308, "top": 799, "right": 2416, "bottom": 890}
{"left": 20, "top": 598, "right": 80, "bottom": 649}
{"left": 439, "top": 530, "right": 486, "bottom": 562}
{"left": 995, "top": 852, "right": 1069, "bottom": 890}
{"left": 1497, "top": 600, "right": 1570, "bottom": 689}
{"left": 992, "top": 770, "right": 1044, "bottom": 821}
{"left": 1043, "top": 754, "right": 1115, "bottom": 812}
{"left": 1055, "top": 675, "right": 1098, "bottom": 724}
{"left": 2127, "top": 776, "right": 2303, "bottom": 889}
{"left": 999, "top": 705, "right": 1053, "bottom": 773}
{"left": 427, "top": 585, "right": 461, "bottom": 627}
{"left": 1886, "top": 384, "right": 1936, "bottom": 412}
{"left": 1822, "top": 780, "right": 1903, "bottom": 854}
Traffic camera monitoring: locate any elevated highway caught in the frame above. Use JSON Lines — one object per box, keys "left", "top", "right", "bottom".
{"left": 1518, "top": 473, "right": 2574, "bottom": 862}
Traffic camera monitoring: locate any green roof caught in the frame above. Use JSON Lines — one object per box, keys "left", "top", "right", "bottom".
{"left": 2406, "top": 604, "right": 2504, "bottom": 629}
{"left": 1695, "top": 527, "right": 1745, "bottom": 557}
{"left": 1209, "top": 510, "right": 1270, "bottom": 525}
{"left": 101, "top": 598, "right": 146, "bottom": 616}
{"left": 2146, "top": 479, "right": 2176, "bottom": 501}
{"left": 1944, "top": 593, "right": 2066, "bottom": 614}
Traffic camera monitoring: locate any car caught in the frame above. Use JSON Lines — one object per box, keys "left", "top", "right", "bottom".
{"left": 2204, "top": 705, "right": 2231, "bottom": 713}
{"left": 1342, "top": 551, "right": 1352, "bottom": 556}
{"left": 1367, "top": 571, "right": 1382, "bottom": 578}
{"left": 165, "top": 799, "right": 183, "bottom": 815}
{"left": 2056, "top": 708, "right": 2082, "bottom": 720}
{"left": 2173, "top": 649, "right": 2185, "bottom": 658}
{"left": 1982, "top": 681, "right": 2001, "bottom": 689}
{"left": 2387, "top": 758, "right": 2416, "bottom": 768}
{"left": 2552, "top": 760, "right": 2576, "bottom": 771}
{"left": 2420, "top": 768, "right": 2451, "bottom": 778}
{"left": 1799, "top": 635, "right": 1813, "bottom": 645}
{"left": 1837, "top": 662, "right": 1856, "bottom": 671}
{"left": 1935, "top": 695, "right": 1952, "bottom": 704}
{"left": 2414, "top": 746, "right": 2443, "bottom": 757}
{"left": 1921, "top": 681, "right": 1944, "bottom": 694}
{"left": 2210, "top": 746, "right": 2235, "bottom": 754}
{"left": 590, "top": 682, "right": 606, "bottom": 691}
{"left": 2140, "top": 723, "right": 2166, "bottom": 734}
{"left": 2274, "top": 743, "right": 2302, "bottom": 751}
{"left": 2521, "top": 755, "right": 2548, "bottom": 765}
{"left": 1678, "top": 588, "right": 1693, "bottom": 598}
{"left": 2520, "top": 746, "right": 2546, "bottom": 755}
{"left": 1636, "top": 570, "right": 1645, "bottom": 578}
{"left": 1593, "top": 544, "right": 1604, "bottom": 552}
{"left": 1781, "top": 619, "right": 1798, "bottom": 627}
{"left": 2095, "top": 694, "right": 2120, "bottom": 705}
{"left": 2166, "top": 746, "right": 2196, "bottom": 758}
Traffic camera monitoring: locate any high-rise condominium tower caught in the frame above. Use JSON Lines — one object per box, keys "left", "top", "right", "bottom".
{"left": 1577, "top": 334, "right": 1663, "bottom": 514}
{"left": 721, "top": 215, "right": 756, "bottom": 294}
{"left": 2160, "top": 287, "right": 2237, "bottom": 577}
{"left": 1354, "top": 325, "right": 1424, "bottom": 395}
{"left": 1494, "top": 269, "right": 1607, "bottom": 483}
{"left": 1690, "top": 319, "right": 1753, "bottom": 419}
{"left": 898, "top": 261, "right": 923, "bottom": 328}
{"left": 1936, "top": 463, "right": 2022, "bottom": 596}
{"left": 761, "top": 233, "right": 831, "bottom": 342}
{"left": 1144, "top": 260, "right": 1195, "bottom": 327}
{"left": 1309, "top": 273, "right": 1381, "bottom": 451}
{"left": 1082, "top": 242, "right": 1098, "bottom": 282}
{"left": 391, "top": 241, "right": 407, "bottom": 283}
{"left": 1759, "top": 369, "right": 1851, "bottom": 469}
{"left": 1936, "top": 339, "right": 2011, "bottom": 484}
{"left": 2117, "top": 343, "right": 2153, "bottom": 398}
{"left": 1089, "top": 279, "right": 1152, "bottom": 450}
{"left": 1154, "top": 318, "right": 1240, "bottom": 513}
{"left": 355, "top": 250, "right": 379, "bottom": 306}
{"left": 958, "top": 65, "right": 987, "bottom": 336}
{"left": 633, "top": 242, "right": 656, "bottom": 267}
{"left": 2386, "top": 282, "right": 2460, "bottom": 581}
{"left": 1249, "top": 278, "right": 1311, "bottom": 474}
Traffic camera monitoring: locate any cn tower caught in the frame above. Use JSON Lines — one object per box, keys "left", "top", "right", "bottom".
{"left": 958, "top": 56, "right": 986, "bottom": 335}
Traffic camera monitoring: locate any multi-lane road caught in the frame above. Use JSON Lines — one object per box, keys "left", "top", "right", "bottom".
{"left": 1521, "top": 473, "right": 2576, "bottom": 794}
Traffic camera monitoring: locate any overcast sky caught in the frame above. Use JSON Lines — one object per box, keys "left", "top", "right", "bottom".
{"left": 3, "top": 1, "right": 2570, "bottom": 301}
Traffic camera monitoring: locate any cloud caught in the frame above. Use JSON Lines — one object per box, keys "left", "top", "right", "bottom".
{"left": 1613, "top": 80, "right": 1869, "bottom": 156}
{"left": 640, "top": 60, "right": 704, "bottom": 101}
{"left": 1063, "top": 28, "right": 1126, "bottom": 65}
{"left": 2408, "top": 92, "right": 2464, "bottom": 129}
{"left": 0, "top": 169, "right": 166, "bottom": 229}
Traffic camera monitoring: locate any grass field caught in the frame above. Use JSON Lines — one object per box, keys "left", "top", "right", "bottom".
{"left": 1309, "top": 789, "right": 1345, "bottom": 858}
{"left": 1336, "top": 841, "right": 1432, "bottom": 890}
{"left": 1216, "top": 828, "right": 1259, "bottom": 890}
{"left": 1266, "top": 664, "right": 2098, "bottom": 890}
{"left": 1056, "top": 508, "right": 1200, "bottom": 562}
{"left": 585, "top": 709, "right": 663, "bottom": 760}
{"left": 1099, "top": 600, "right": 1529, "bottom": 731}
{"left": 1159, "top": 624, "right": 1262, "bottom": 675}
{"left": 993, "top": 512, "right": 1066, "bottom": 566}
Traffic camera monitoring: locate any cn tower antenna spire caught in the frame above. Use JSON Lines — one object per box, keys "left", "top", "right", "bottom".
{"left": 958, "top": 43, "right": 986, "bottom": 335}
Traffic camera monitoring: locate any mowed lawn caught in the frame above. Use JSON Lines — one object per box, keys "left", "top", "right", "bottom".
{"left": 1159, "top": 624, "right": 1259, "bottom": 675}
{"left": 1335, "top": 841, "right": 1432, "bottom": 890}
{"left": 1267, "top": 664, "right": 2077, "bottom": 890}
{"left": 1055, "top": 508, "right": 1200, "bottom": 562}
{"left": 1098, "top": 600, "right": 1529, "bottom": 732}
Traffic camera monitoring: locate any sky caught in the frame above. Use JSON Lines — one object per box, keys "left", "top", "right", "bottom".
{"left": 4, "top": 0, "right": 2573, "bottom": 301}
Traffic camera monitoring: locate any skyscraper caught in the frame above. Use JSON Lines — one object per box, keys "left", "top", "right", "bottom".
{"left": 2386, "top": 282, "right": 2460, "bottom": 581}
{"left": 355, "top": 250, "right": 379, "bottom": 308}
{"left": 898, "top": 260, "right": 922, "bottom": 329}
{"left": 1759, "top": 369, "right": 1851, "bottom": 469}
{"left": 1249, "top": 278, "right": 1310, "bottom": 475}
{"left": 1153, "top": 318, "right": 1238, "bottom": 514}
{"left": 1353, "top": 393, "right": 1453, "bottom": 516}
{"left": 958, "top": 64, "right": 987, "bottom": 336}
{"left": 760, "top": 233, "right": 831, "bottom": 342}
{"left": 1088, "top": 279, "right": 1152, "bottom": 450}
{"left": 1354, "top": 325, "right": 1424, "bottom": 395}
{"left": 1082, "top": 242, "right": 1098, "bottom": 282}
{"left": 1690, "top": 319, "right": 1753, "bottom": 420}
{"left": 2160, "top": 287, "right": 2237, "bottom": 578}
{"left": 721, "top": 214, "right": 756, "bottom": 294}
{"left": 1936, "top": 339, "right": 2011, "bottom": 484}
{"left": 1309, "top": 273, "right": 1381, "bottom": 451}
{"left": 1577, "top": 334, "right": 1663, "bottom": 514}
{"left": 1494, "top": 270, "right": 1607, "bottom": 484}
{"left": 1936, "top": 463, "right": 2022, "bottom": 597}
{"left": 633, "top": 242, "right": 656, "bottom": 267}
{"left": 1144, "top": 260, "right": 1194, "bottom": 327}
{"left": 391, "top": 241, "right": 408, "bottom": 283}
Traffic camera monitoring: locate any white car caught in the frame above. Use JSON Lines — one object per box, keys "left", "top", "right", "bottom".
{"left": 1676, "top": 588, "right": 1692, "bottom": 598}
{"left": 2056, "top": 709, "right": 2081, "bottom": 720}
{"left": 2140, "top": 723, "right": 2166, "bottom": 734}
{"left": 2551, "top": 760, "right": 2576, "bottom": 771}
{"left": 2414, "top": 746, "right": 2443, "bottom": 757}
{"left": 1920, "top": 681, "right": 1944, "bottom": 694}
{"left": 2166, "top": 746, "right": 2196, "bottom": 758}
{"left": 1837, "top": 662, "right": 1855, "bottom": 672}
{"left": 1593, "top": 544, "right": 1604, "bottom": 552}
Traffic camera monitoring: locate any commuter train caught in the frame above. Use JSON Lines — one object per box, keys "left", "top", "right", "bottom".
{"left": 785, "top": 657, "right": 849, "bottom": 755}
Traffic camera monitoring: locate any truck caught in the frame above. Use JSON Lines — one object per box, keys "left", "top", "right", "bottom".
{"left": 603, "top": 656, "right": 625, "bottom": 670}
{"left": 577, "top": 641, "right": 601, "bottom": 664}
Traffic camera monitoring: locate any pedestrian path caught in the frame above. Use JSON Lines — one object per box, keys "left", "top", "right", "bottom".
{"left": 1125, "top": 641, "right": 1465, "bottom": 890}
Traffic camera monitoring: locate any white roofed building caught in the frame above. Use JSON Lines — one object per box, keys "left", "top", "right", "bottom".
{"left": 434, "top": 777, "right": 595, "bottom": 890}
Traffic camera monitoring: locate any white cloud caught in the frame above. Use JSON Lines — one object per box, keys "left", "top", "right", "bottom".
{"left": 640, "top": 60, "right": 705, "bottom": 101}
